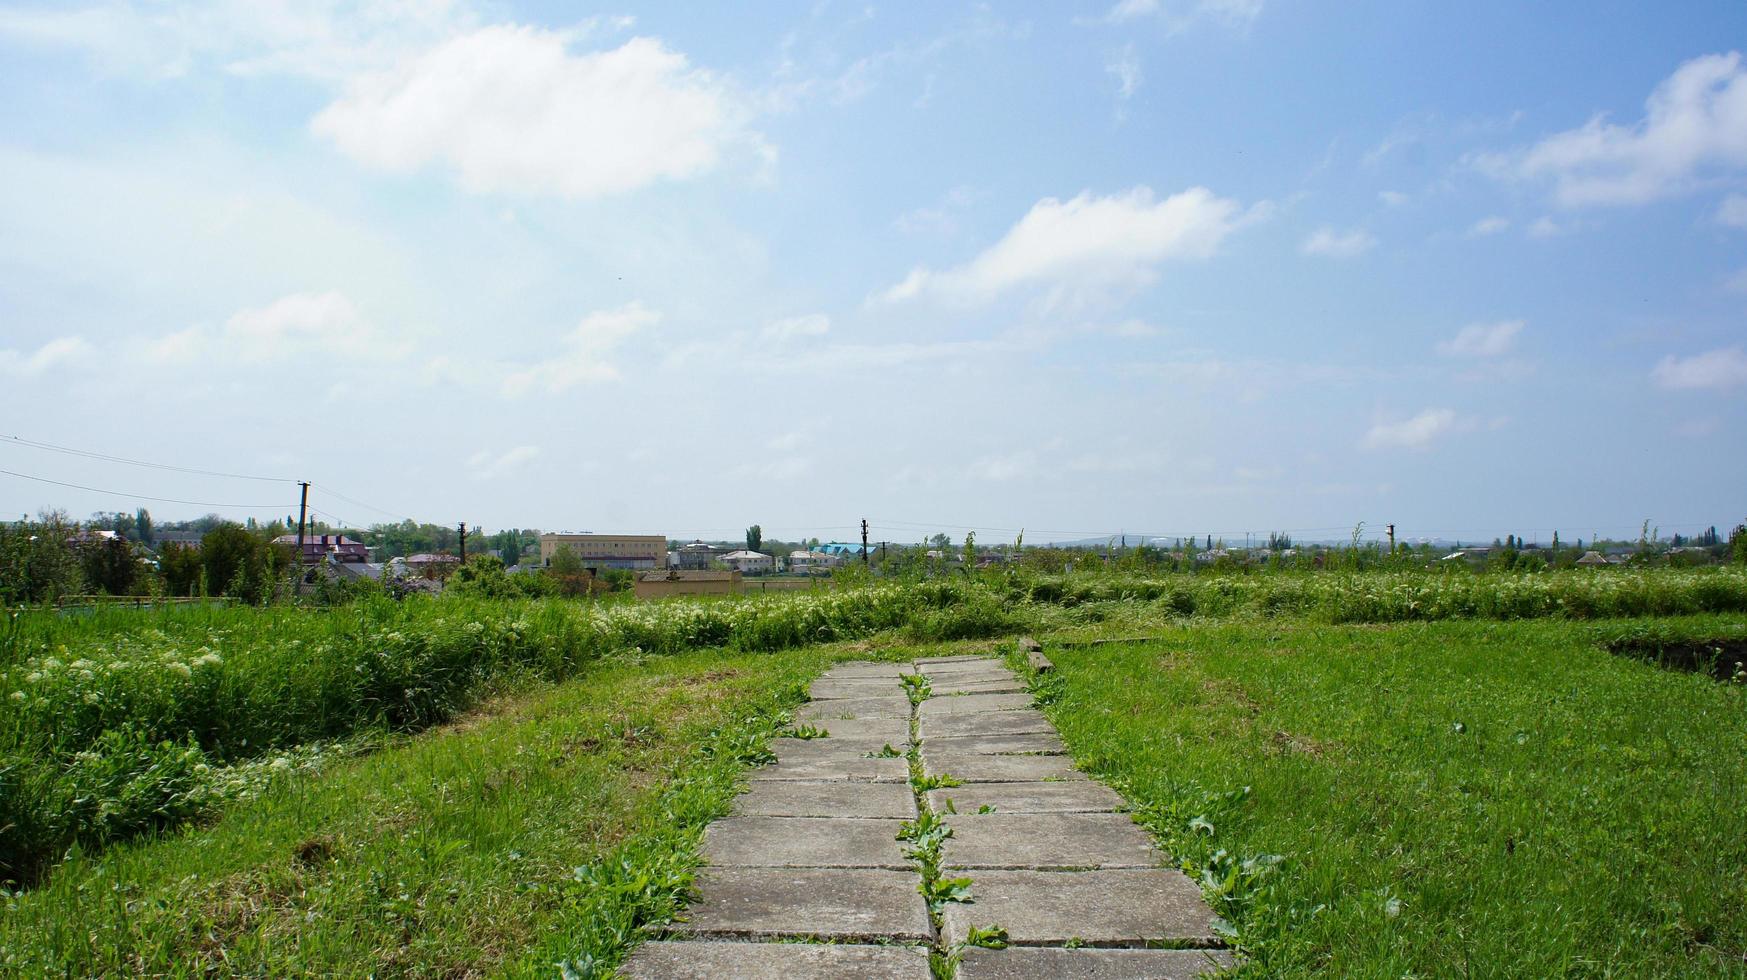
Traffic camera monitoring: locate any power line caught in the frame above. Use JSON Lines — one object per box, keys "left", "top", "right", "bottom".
{"left": 0, "top": 434, "right": 293, "bottom": 483}
{"left": 308, "top": 483, "right": 411, "bottom": 522}
{"left": 0, "top": 467, "right": 291, "bottom": 511}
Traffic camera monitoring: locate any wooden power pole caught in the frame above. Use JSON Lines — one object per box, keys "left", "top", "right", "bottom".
{"left": 458, "top": 522, "right": 468, "bottom": 563}
{"left": 861, "top": 519, "right": 870, "bottom": 564}
{"left": 296, "top": 481, "right": 310, "bottom": 561}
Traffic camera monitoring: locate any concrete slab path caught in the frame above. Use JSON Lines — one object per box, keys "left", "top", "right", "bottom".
{"left": 620, "top": 655, "right": 1232, "bottom": 979}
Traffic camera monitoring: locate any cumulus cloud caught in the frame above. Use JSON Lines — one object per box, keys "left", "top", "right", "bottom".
{"left": 760, "top": 313, "right": 830, "bottom": 342}
{"left": 1362, "top": 408, "right": 1465, "bottom": 451}
{"left": 879, "top": 186, "right": 1261, "bottom": 306}
{"left": 0, "top": 336, "right": 94, "bottom": 376}
{"left": 312, "top": 28, "right": 758, "bottom": 198}
{"left": 1717, "top": 192, "right": 1747, "bottom": 227}
{"left": 1651, "top": 347, "right": 1747, "bottom": 390}
{"left": 1378, "top": 190, "right": 1409, "bottom": 207}
{"left": 223, "top": 290, "right": 402, "bottom": 361}
{"left": 501, "top": 301, "right": 657, "bottom": 395}
{"left": 1467, "top": 216, "right": 1510, "bottom": 236}
{"left": 1494, "top": 52, "right": 1747, "bottom": 206}
{"left": 1437, "top": 319, "right": 1523, "bottom": 358}
{"left": 1300, "top": 227, "right": 1375, "bottom": 257}
{"left": 468, "top": 445, "right": 540, "bottom": 480}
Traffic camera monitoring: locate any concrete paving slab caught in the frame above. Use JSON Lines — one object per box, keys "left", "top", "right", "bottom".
{"left": 928, "top": 781, "right": 1128, "bottom": 814}
{"left": 918, "top": 664, "right": 1016, "bottom": 679}
{"left": 704, "top": 816, "right": 910, "bottom": 869}
{"left": 796, "top": 696, "right": 913, "bottom": 721}
{"left": 918, "top": 693, "right": 1036, "bottom": 718}
{"left": 956, "top": 947, "right": 1233, "bottom": 979}
{"left": 925, "top": 750, "right": 1083, "bottom": 783}
{"left": 733, "top": 780, "right": 917, "bottom": 819}
{"left": 676, "top": 868, "right": 931, "bottom": 942}
{"left": 931, "top": 679, "right": 1026, "bottom": 696}
{"left": 822, "top": 661, "right": 915, "bottom": 678}
{"left": 792, "top": 717, "right": 911, "bottom": 740}
{"left": 751, "top": 747, "right": 909, "bottom": 783}
{"left": 941, "top": 869, "right": 1220, "bottom": 947}
{"left": 620, "top": 941, "right": 931, "bottom": 979}
{"left": 772, "top": 736, "right": 906, "bottom": 758}
{"left": 921, "top": 732, "right": 1065, "bottom": 756}
{"left": 921, "top": 710, "right": 1057, "bottom": 738}
{"left": 915, "top": 655, "right": 993, "bottom": 665}
{"left": 942, "top": 813, "right": 1160, "bottom": 870}
{"left": 808, "top": 678, "right": 907, "bottom": 699}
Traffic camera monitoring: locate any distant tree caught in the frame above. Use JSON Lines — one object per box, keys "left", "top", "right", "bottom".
{"left": 0, "top": 511, "right": 84, "bottom": 604}
{"left": 962, "top": 531, "right": 977, "bottom": 570}
{"left": 746, "top": 524, "right": 763, "bottom": 553}
{"left": 928, "top": 533, "right": 950, "bottom": 551}
{"left": 199, "top": 524, "right": 290, "bottom": 604}
{"left": 135, "top": 508, "right": 154, "bottom": 546}
{"left": 80, "top": 536, "right": 139, "bottom": 596}
{"left": 159, "top": 542, "right": 203, "bottom": 597}
{"left": 1731, "top": 524, "right": 1747, "bottom": 566}
{"left": 545, "top": 544, "right": 594, "bottom": 597}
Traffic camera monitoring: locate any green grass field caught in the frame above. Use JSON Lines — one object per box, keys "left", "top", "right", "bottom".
{"left": 0, "top": 645, "right": 842, "bottom": 976}
{"left": 3, "top": 574, "right": 1744, "bottom": 977}
{"left": 1027, "top": 616, "right": 1747, "bottom": 977}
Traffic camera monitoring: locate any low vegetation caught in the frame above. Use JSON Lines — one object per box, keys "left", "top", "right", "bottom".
{"left": 1023, "top": 617, "right": 1747, "bottom": 975}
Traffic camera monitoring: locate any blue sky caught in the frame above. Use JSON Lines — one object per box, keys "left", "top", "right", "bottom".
{"left": 1, "top": 1, "right": 1744, "bottom": 545}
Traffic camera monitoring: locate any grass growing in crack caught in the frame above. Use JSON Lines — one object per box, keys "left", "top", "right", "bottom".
{"left": 786, "top": 723, "right": 830, "bottom": 739}
{"left": 914, "top": 772, "right": 963, "bottom": 791}
{"left": 865, "top": 743, "right": 904, "bottom": 758}
{"left": 900, "top": 672, "right": 933, "bottom": 705}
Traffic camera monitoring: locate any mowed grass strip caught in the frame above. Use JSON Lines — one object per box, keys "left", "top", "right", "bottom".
{"left": 1036, "top": 616, "right": 1747, "bottom": 976}
{"left": 0, "top": 646, "right": 837, "bottom": 977}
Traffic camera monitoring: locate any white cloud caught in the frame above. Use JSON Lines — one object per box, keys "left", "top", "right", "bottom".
{"left": 1104, "top": 0, "right": 1263, "bottom": 30}
{"left": 222, "top": 290, "right": 400, "bottom": 362}
{"left": 971, "top": 450, "right": 1038, "bottom": 482}
{"left": 0, "top": 336, "right": 94, "bottom": 376}
{"left": 1526, "top": 216, "right": 1568, "bottom": 238}
{"left": 501, "top": 301, "right": 657, "bottom": 395}
{"left": 1502, "top": 52, "right": 1747, "bottom": 206}
{"left": 312, "top": 29, "right": 759, "bottom": 199}
{"left": 760, "top": 314, "right": 830, "bottom": 342}
{"left": 1362, "top": 408, "right": 1464, "bottom": 451}
{"left": 1717, "top": 192, "right": 1747, "bottom": 227}
{"left": 1378, "top": 190, "right": 1409, "bottom": 207}
{"left": 0, "top": 0, "right": 479, "bottom": 81}
{"left": 1107, "top": 44, "right": 1141, "bottom": 101}
{"left": 1467, "top": 216, "right": 1510, "bottom": 236}
{"left": 468, "top": 445, "right": 540, "bottom": 480}
{"left": 880, "top": 186, "right": 1261, "bottom": 306}
{"left": 1300, "top": 227, "right": 1375, "bottom": 258}
{"left": 1437, "top": 319, "right": 1523, "bottom": 358}
{"left": 1651, "top": 347, "right": 1747, "bottom": 390}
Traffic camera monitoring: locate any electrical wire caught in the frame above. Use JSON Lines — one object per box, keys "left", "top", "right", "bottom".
{"left": 0, "top": 467, "right": 291, "bottom": 511}
{"left": 1, "top": 434, "right": 294, "bottom": 483}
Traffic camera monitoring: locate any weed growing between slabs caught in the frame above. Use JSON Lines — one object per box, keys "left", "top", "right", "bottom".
{"left": 0, "top": 647, "right": 834, "bottom": 977}
{"left": 1020, "top": 617, "right": 1747, "bottom": 976}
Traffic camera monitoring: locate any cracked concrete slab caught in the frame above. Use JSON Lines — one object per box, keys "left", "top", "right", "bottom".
{"left": 915, "top": 655, "right": 993, "bottom": 665}
{"left": 754, "top": 743, "right": 909, "bottom": 782}
{"left": 922, "top": 733, "right": 1065, "bottom": 755}
{"left": 733, "top": 780, "right": 917, "bottom": 819}
{"left": 930, "top": 678, "right": 1027, "bottom": 695}
{"left": 773, "top": 735, "right": 906, "bottom": 759}
{"left": 808, "top": 678, "right": 908, "bottom": 699}
{"left": 924, "top": 749, "right": 1083, "bottom": 782}
{"left": 941, "top": 812, "right": 1160, "bottom": 870}
{"left": 941, "top": 869, "right": 1221, "bottom": 947}
{"left": 796, "top": 696, "right": 913, "bottom": 721}
{"left": 674, "top": 868, "right": 932, "bottom": 942}
{"left": 921, "top": 710, "right": 1057, "bottom": 738}
{"left": 927, "top": 781, "right": 1128, "bottom": 814}
{"left": 822, "top": 661, "right": 915, "bottom": 678}
{"left": 917, "top": 693, "right": 1036, "bottom": 718}
{"left": 955, "top": 947, "right": 1234, "bottom": 979}
{"left": 790, "top": 716, "right": 911, "bottom": 740}
{"left": 620, "top": 941, "right": 932, "bottom": 979}
{"left": 704, "top": 816, "right": 910, "bottom": 869}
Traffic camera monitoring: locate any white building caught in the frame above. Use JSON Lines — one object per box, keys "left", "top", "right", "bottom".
{"left": 719, "top": 550, "right": 775, "bottom": 575}
{"left": 787, "top": 549, "right": 841, "bottom": 575}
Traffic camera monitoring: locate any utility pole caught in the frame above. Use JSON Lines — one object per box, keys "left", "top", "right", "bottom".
{"left": 861, "top": 519, "right": 870, "bottom": 564}
{"left": 1387, "top": 523, "right": 1396, "bottom": 554}
{"left": 296, "top": 481, "right": 310, "bottom": 562}
{"left": 458, "top": 522, "right": 468, "bottom": 563}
